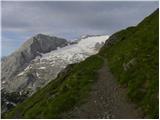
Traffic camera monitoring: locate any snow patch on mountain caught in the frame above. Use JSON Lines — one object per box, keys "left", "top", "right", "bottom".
{"left": 41, "top": 35, "right": 108, "bottom": 62}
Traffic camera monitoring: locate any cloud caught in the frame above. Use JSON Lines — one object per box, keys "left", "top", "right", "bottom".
{"left": 1, "top": 1, "right": 158, "bottom": 56}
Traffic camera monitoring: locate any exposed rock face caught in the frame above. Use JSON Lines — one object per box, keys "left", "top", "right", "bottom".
{"left": 1, "top": 34, "right": 68, "bottom": 92}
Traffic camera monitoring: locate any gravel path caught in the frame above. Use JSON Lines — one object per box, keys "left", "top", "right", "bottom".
{"left": 61, "top": 60, "right": 144, "bottom": 118}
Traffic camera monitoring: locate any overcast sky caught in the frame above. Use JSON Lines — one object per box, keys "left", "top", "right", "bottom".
{"left": 2, "top": 1, "right": 158, "bottom": 56}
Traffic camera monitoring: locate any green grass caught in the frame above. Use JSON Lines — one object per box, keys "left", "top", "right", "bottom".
{"left": 99, "top": 9, "right": 159, "bottom": 118}
{"left": 3, "top": 55, "right": 104, "bottom": 118}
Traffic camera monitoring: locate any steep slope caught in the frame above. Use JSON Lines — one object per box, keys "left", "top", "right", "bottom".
{"left": 2, "top": 34, "right": 68, "bottom": 92}
{"left": 2, "top": 34, "right": 108, "bottom": 114}
{"left": 61, "top": 59, "right": 143, "bottom": 118}
{"left": 3, "top": 9, "right": 158, "bottom": 119}
{"left": 99, "top": 9, "right": 159, "bottom": 118}
{"left": 3, "top": 55, "right": 104, "bottom": 118}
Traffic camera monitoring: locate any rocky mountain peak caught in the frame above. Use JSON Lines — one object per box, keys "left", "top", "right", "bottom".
{"left": 1, "top": 34, "right": 68, "bottom": 91}
{"left": 19, "top": 33, "right": 68, "bottom": 53}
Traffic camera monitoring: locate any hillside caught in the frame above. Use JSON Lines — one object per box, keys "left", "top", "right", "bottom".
{"left": 3, "top": 9, "right": 159, "bottom": 119}
{"left": 99, "top": 9, "right": 159, "bottom": 118}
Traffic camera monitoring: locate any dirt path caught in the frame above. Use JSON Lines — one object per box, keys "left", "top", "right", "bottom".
{"left": 61, "top": 59, "right": 144, "bottom": 118}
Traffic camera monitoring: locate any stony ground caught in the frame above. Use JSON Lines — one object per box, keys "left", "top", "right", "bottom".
{"left": 61, "top": 59, "right": 144, "bottom": 119}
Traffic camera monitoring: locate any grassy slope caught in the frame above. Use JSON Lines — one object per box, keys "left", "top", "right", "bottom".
{"left": 3, "top": 9, "right": 159, "bottom": 119}
{"left": 3, "top": 55, "right": 104, "bottom": 118}
{"left": 99, "top": 9, "right": 159, "bottom": 118}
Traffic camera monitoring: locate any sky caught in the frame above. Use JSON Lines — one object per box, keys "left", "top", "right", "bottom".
{"left": 2, "top": 1, "right": 158, "bottom": 57}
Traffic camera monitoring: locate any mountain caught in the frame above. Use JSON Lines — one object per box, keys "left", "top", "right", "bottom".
{"left": 1, "top": 34, "right": 69, "bottom": 113}
{"left": 2, "top": 34, "right": 108, "bottom": 93}
{"left": 1, "top": 34, "right": 108, "bottom": 113}
{"left": 2, "top": 34, "right": 68, "bottom": 92}
{"left": 3, "top": 9, "right": 158, "bottom": 119}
